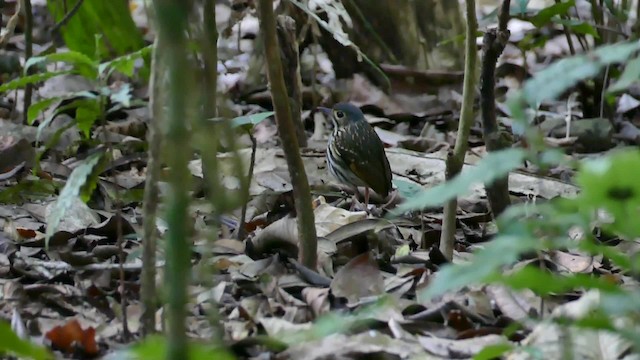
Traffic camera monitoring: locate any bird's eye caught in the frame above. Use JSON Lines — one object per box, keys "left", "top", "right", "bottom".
{"left": 335, "top": 110, "right": 345, "bottom": 119}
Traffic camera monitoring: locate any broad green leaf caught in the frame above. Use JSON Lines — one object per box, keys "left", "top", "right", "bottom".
{"left": 94, "top": 33, "right": 105, "bottom": 61}
{"left": 392, "top": 179, "right": 423, "bottom": 200}
{"left": 497, "top": 266, "right": 620, "bottom": 294}
{"left": 418, "top": 235, "right": 540, "bottom": 301}
{"left": 576, "top": 150, "right": 640, "bottom": 238}
{"left": 35, "top": 92, "right": 99, "bottom": 142}
{"left": 608, "top": 56, "right": 640, "bottom": 93}
{"left": 391, "top": 149, "right": 526, "bottom": 215}
{"left": 519, "top": 41, "right": 640, "bottom": 107}
{"left": 579, "top": 240, "right": 633, "bottom": 272}
{"left": 594, "top": 41, "right": 640, "bottom": 64}
{"left": 35, "top": 122, "right": 77, "bottom": 171}
{"left": 45, "top": 151, "right": 103, "bottom": 246}
{"left": 0, "top": 321, "right": 52, "bottom": 360}
{"left": 27, "top": 97, "right": 61, "bottom": 125}
{"left": 126, "top": 335, "right": 235, "bottom": 360}
{"left": 75, "top": 100, "right": 102, "bottom": 138}
{"left": 0, "top": 71, "right": 68, "bottom": 93}
{"left": 552, "top": 18, "right": 599, "bottom": 37}
{"left": 0, "top": 179, "right": 59, "bottom": 204}
{"left": 47, "top": 0, "right": 144, "bottom": 58}
{"left": 25, "top": 52, "right": 97, "bottom": 79}
{"left": 522, "top": 56, "right": 599, "bottom": 107}
{"left": 529, "top": 0, "right": 574, "bottom": 27}
{"left": 230, "top": 111, "right": 275, "bottom": 128}
{"left": 474, "top": 343, "right": 514, "bottom": 360}
{"left": 99, "top": 45, "right": 153, "bottom": 77}
{"left": 600, "top": 291, "right": 640, "bottom": 316}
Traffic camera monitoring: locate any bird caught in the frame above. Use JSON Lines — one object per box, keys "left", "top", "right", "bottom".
{"left": 319, "top": 102, "right": 393, "bottom": 208}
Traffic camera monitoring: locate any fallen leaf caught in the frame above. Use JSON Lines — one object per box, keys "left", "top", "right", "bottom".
{"left": 45, "top": 319, "right": 98, "bottom": 356}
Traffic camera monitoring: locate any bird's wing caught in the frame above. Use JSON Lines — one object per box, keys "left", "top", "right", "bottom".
{"left": 336, "top": 121, "right": 392, "bottom": 196}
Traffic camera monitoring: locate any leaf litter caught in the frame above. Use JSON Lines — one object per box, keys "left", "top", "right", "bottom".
{"left": 1, "top": 0, "right": 640, "bottom": 359}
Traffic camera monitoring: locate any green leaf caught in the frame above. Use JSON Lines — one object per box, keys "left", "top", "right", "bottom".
{"left": 35, "top": 93, "right": 99, "bottom": 142}
{"left": 35, "top": 122, "right": 77, "bottom": 171}
{"left": 391, "top": 149, "right": 526, "bottom": 215}
{"left": 552, "top": 18, "right": 599, "bottom": 37}
{"left": 497, "top": 266, "right": 620, "bottom": 294}
{"left": 75, "top": 100, "right": 102, "bottom": 138}
{"left": 99, "top": 45, "right": 153, "bottom": 78}
{"left": 520, "top": 41, "right": 640, "bottom": 107}
{"left": 474, "top": 343, "right": 514, "bottom": 360}
{"left": 576, "top": 149, "right": 640, "bottom": 238}
{"left": 125, "top": 335, "right": 235, "bottom": 360}
{"left": 0, "top": 179, "right": 59, "bottom": 204}
{"left": 392, "top": 179, "right": 423, "bottom": 200}
{"left": 529, "top": 0, "right": 574, "bottom": 27}
{"left": 0, "top": 71, "right": 68, "bottom": 93}
{"left": 608, "top": 56, "right": 640, "bottom": 93}
{"left": 27, "top": 97, "right": 61, "bottom": 125}
{"left": 45, "top": 151, "right": 103, "bottom": 246}
{"left": 579, "top": 240, "right": 633, "bottom": 272}
{"left": 230, "top": 111, "right": 275, "bottom": 129}
{"left": 0, "top": 321, "right": 52, "bottom": 360}
{"left": 25, "top": 52, "right": 97, "bottom": 79}
{"left": 418, "top": 235, "right": 540, "bottom": 302}
{"left": 47, "top": 0, "right": 144, "bottom": 58}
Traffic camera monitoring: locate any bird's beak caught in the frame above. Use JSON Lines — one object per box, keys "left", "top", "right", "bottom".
{"left": 317, "top": 107, "right": 331, "bottom": 116}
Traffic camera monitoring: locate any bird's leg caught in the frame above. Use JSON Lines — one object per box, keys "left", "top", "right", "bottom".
{"left": 348, "top": 186, "right": 360, "bottom": 211}
{"left": 364, "top": 187, "right": 370, "bottom": 209}
{"left": 380, "top": 189, "right": 398, "bottom": 210}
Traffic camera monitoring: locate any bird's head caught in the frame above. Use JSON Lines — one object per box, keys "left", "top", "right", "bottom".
{"left": 318, "top": 103, "right": 365, "bottom": 128}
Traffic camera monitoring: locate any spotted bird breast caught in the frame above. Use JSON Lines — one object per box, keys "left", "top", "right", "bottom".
{"left": 327, "top": 121, "right": 392, "bottom": 196}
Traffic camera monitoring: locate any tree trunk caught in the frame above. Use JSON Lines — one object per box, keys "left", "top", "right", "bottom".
{"left": 333, "top": 0, "right": 465, "bottom": 72}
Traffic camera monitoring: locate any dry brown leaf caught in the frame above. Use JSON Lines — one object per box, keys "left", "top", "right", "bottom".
{"left": 330, "top": 252, "right": 384, "bottom": 303}
{"left": 45, "top": 319, "right": 99, "bottom": 356}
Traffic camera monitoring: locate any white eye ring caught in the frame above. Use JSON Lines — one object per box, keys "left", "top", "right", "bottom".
{"left": 335, "top": 110, "right": 345, "bottom": 119}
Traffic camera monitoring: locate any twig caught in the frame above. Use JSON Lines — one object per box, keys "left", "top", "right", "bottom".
{"left": 554, "top": 0, "right": 577, "bottom": 55}
{"left": 258, "top": 3, "right": 318, "bottom": 268}
{"left": 115, "top": 207, "right": 130, "bottom": 339}
{"left": 237, "top": 131, "right": 256, "bottom": 241}
{"left": 600, "top": 64, "right": 610, "bottom": 118}
{"left": 439, "top": 0, "right": 478, "bottom": 260}
{"left": 152, "top": 0, "right": 192, "bottom": 357}
{"left": 276, "top": 15, "right": 306, "bottom": 147}
{"left": 50, "top": 0, "right": 85, "bottom": 34}
{"left": 479, "top": 0, "right": 512, "bottom": 218}
{"left": 0, "top": 0, "right": 22, "bottom": 47}
{"left": 198, "top": 0, "right": 226, "bottom": 344}
{"left": 23, "top": 0, "right": 33, "bottom": 125}
{"left": 565, "top": 93, "right": 578, "bottom": 139}
{"left": 139, "top": 3, "right": 163, "bottom": 340}
{"left": 140, "top": 38, "right": 161, "bottom": 331}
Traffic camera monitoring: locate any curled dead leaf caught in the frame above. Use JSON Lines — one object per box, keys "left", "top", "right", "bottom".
{"left": 330, "top": 252, "right": 384, "bottom": 303}
{"left": 45, "top": 319, "right": 98, "bottom": 356}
